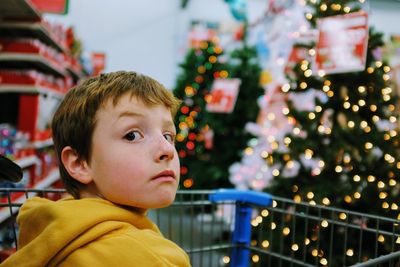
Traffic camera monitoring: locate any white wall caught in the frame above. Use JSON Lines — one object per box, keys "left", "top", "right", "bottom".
{"left": 46, "top": 0, "right": 400, "bottom": 89}
{"left": 47, "top": 0, "right": 182, "bottom": 89}
{"left": 369, "top": 0, "right": 400, "bottom": 38}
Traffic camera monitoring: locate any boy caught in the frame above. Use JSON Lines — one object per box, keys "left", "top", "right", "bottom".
{"left": 1, "top": 71, "right": 191, "bottom": 266}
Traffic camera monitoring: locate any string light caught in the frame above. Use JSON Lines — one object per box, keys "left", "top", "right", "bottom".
{"left": 383, "top": 74, "right": 390, "bottom": 81}
{"left": 300, "top": 82, "right": 308, "bottom": 89}
{"left": 335, "top": 166, "right": 343, "bottom": 173}
{"left": 331, "top": 3, "right": 341, "bottom": 11}
{"left": 347, "top": 249, "right": 354, "bottom": 257}
{"left": 282, "top": 107, "right": 290, "bottom": 115}
{"left": 222, "top": 256, "right": 230, "bottom": 264}
{"left": 272, "top": 169, "right": 280, "bottom": 176}
{"left": 312, "top": 249, "right": 318, "bottom": 257}
{"left": 322, "top": 197, "right": 330, "bottom": 205}
{"left": 282, "top": 83, "right": 291, "bottom": 92}
{"left": 318, "top": 70, "right": 326, "bottom": 77}
{"left": 304, "top": 69, "right": 313, "bottom": 77}
{"left": 183, "top": 178, "right": 193, "bottom": 188}
{"left": 321, "top": 220, "right": 329, "bottom": 228}
{"left": 367, "top": 175, "right": 376, "bottom": 182}
{"left": 267, "top": 113, "right": 276, "bottom": 121}
{"left": 197, "top": 66, "right": 206, "bottom": 73}
{"left": 252, "top": 255, "right": 260, "bottom": 263}
{"left": 284, "top": 137, "right": 292, "bottom": 145}
{"left": 283, "top": 227, "right": 291, "bottom": 235}
{"left": 219, "top": 70, "right": 229, "bottom": 78}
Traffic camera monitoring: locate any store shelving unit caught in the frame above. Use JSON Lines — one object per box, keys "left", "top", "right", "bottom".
{"left": 0, "top": 22, "right": 66, "bottom": 53}
{"left": 0, "top": 168, "right": 60, "bottom": 223}
{"left": 0, "top": 0, "right": 41, "bottom": 21}
{"left": 0, "top": 53, "right": 67, "bottom": 77}
{"left": 0, "top": 0, "right": 86, "bottom": 209}
{"left": 0, "top": 84, "right": 64, "bottom": 98}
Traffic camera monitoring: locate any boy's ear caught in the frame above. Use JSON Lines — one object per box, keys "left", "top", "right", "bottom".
{"left": 61, "top": 146, "right": 92, "bottom": 184}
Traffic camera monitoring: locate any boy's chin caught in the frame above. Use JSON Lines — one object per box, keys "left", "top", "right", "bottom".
{"left": 153, "top": 194, "right": 177, "bottom": 209}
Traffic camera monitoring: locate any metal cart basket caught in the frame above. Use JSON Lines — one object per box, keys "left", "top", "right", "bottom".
{"left": 0, "top": 188, "right": 399, "bottom": 267}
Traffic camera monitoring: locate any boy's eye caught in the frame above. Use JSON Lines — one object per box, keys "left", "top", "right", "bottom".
{"left": 124, "top": 131, "right": 141, "bottom": 141}
{"left": 163, "top": 133, "right": 175, "bottom": 143}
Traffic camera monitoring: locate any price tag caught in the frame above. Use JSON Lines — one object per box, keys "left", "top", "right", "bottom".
{"left": 206, "top": 78, "right": 241, "bottom": 113}
{"left": 315, "top": 11, "right": 368, "bottom": 74}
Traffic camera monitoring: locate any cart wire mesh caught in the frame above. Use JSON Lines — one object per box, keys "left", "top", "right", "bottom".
{"left": 0, "top": 188, "right": 399, "bottom": 267}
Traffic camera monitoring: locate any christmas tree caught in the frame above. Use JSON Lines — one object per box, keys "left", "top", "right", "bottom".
{"left": 173, "top": 39, "right": 228, "bottom": 189}
{"left": 174, "top": 25, "right": 264, "bottom": 189}
{"left": 267, "top": 0, "right": 400, "bottom": 219}
{"left": 241, "top": 1, "right": 400, "bottom": 265}
{"left": 204, "top": 26, "right": 265, "bottom": 189}
{"left": 229, "top": 0, "right": 307, "bottom": 191}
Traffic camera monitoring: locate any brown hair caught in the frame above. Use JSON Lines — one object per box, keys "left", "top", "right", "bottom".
{"left": 51, "top": 71, "right": 180, "bottom": 198}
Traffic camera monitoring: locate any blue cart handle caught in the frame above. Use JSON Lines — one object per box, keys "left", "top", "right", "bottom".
{"left": 208, "top": 189, "right": 273, "bottom": 267}
{"left": 209, "top": 188, "right": 272, "bottom": 207}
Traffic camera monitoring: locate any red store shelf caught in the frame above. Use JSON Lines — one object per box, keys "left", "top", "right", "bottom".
{"left": 0, "top": 53, "right": 66, "bottom": 78}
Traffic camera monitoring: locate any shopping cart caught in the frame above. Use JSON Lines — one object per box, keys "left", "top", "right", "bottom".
{"left": 0, "top": 188, "right": 399, "bottom": 267}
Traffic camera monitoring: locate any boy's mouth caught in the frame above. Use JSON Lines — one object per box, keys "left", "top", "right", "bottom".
{"left": 152, "top": 170, "right": 176, "bottom": 180}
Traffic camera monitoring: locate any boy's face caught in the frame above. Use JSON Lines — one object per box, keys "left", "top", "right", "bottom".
{"left": 84, "top": 93, "right": 180, "bottom": 210}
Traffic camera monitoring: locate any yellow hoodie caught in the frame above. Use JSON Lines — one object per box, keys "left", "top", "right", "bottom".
{"left": 0, "top": 197, "right": 191, "bottom": 267}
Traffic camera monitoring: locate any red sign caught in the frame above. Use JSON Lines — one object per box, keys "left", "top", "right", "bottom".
{"left": 206, "top": 78, "right": 241, "bottom": 113}
{"left": 29, "top": 0, "right": 69, "bottom": 14}
{"left": 315, "top": 11, "right": 369, "bottom": 74}
{"left": 91, "top": 52, "right": 106, "bottom": 76}
{"left": 285, "top": 30, "right": 318, "bottom": 76}
{"left": 189, "top": 29, "right": 216, "bottom": 48}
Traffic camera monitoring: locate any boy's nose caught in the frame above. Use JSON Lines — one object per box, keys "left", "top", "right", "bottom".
{"left": 155, "top": 136, "right": 175, "bottom": 162}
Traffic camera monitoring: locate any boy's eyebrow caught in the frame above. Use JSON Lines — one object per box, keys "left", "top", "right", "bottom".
{"left": 116, "top": 111, "right": 145, "bottom": 119}
{"left": 163, "top": 120, "right": 176, "bottom": 129}
{"left": 115, "top": 111, "right": 175, "bottom": 129}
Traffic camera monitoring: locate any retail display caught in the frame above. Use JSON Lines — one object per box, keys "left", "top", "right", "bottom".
{"left": 0, "top": 0, "right": 86, "bottom": 205}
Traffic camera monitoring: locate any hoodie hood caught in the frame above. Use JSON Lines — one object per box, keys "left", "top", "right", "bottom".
{"left": 1, "top": 197, "right": 190, "bottom": 267}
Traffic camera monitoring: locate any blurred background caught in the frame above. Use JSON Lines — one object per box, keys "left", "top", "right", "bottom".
{"left": 45, "top": 0, "right": 400, "bottom": 88}
{"left": 1, "top": 0, "right": 400, "bottom": 265}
